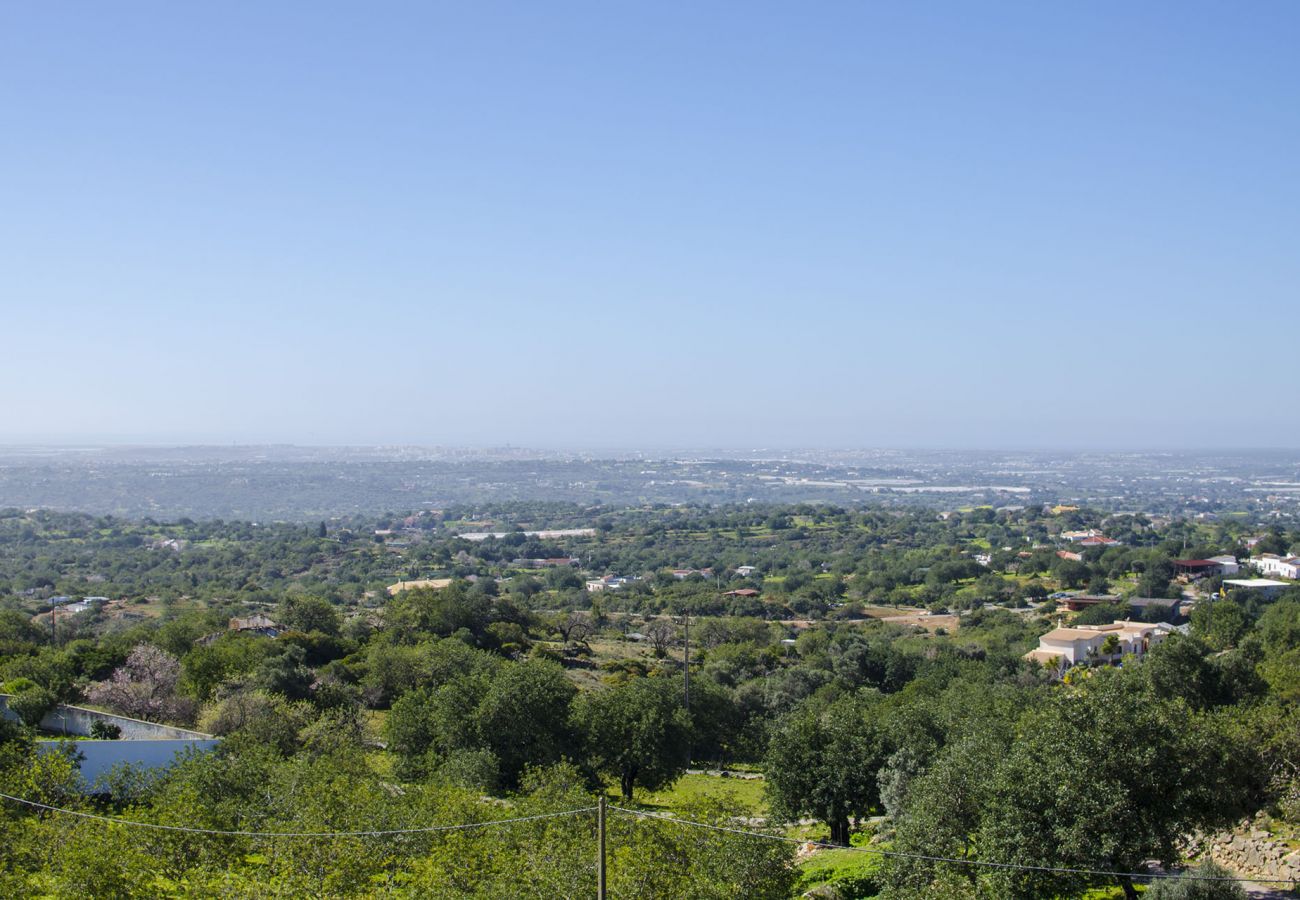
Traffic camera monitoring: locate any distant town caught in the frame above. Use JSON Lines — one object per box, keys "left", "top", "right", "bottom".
{"left": 0, "top": 445, "right": 1296, "bottom": 522}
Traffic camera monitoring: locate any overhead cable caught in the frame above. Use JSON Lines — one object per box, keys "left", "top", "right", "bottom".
{"left": 608, "top": 806, "right": 1298, "bottom": 887}
{"left": 0, "top": 791, "right": 595, "bottom": 838}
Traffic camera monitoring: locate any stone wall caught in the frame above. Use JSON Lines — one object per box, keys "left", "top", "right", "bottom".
{"left": 1187, "top": 818, "right": 1300, "bottom": 887}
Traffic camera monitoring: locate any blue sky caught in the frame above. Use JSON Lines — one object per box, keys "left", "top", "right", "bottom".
{"left": 2, "top": 2, "right": 1298, "bottom": 449}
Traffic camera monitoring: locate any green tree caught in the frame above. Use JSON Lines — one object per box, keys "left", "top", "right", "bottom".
{"left": 475, "top": 660, "right": 577, "bottom": 788}
{"left": 180, "top": 633, "right": 270, "bottom": 701}
{"left": 1053, "top": 558, "right": 1091, "bottom": 589}
{"left": 1100, "top": 633, "right": 1121, "bottom": 657}
{"left": 361, "top": 640, "right": 435, "bottom": 707}
{"left": 882, "top": 723, "right": 1010, "bottom": 896}
{"left": 1074, "top": 601, "right": 1128, "bottom": 625}
{"left": 685, "top": 677, "right": 745, "bottom": 767}
{"left": 276, "top": 595, "right": 341, "bottom": 637}
{"left": 1191, "top": 599, "right": 1249, "bottom": 651}
{"left": 976, "top": 671, "right": 1245, "bottom": 899}
{"left": 1142, "top": 636, "right": 1224, "bottom": 710}
{"left": 0, "top": 610, "right": 45, "bottom": 657}
{"left": 253, "top": 645, "right": 315, "bottom": 700}
{"left": 764, "top": 690, "right": 886, "bottom": 845}
{"left": 386, "top": 583, "right": 491, "bottom": 642}
{"left": 1258, "top": 599, "right": 1300, "bottom": 658}
{"left": 5, "top": 681, "right": 56, "bottom": 728}
{"left": 1138, "top": 557, "right": 1178, "bottom": 598}
{"left": 385, "top": 661, "right": 499, "bottom": 781}
{"left": 572, "top": 676, "right": 693, "bottom": 801}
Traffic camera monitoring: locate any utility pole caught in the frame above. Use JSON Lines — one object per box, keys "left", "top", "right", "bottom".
{"left": 682, "top": 613, "right": 690, "bottom": 710}
{"left": 597, "top": 794, "right": 607, "bottom": 900}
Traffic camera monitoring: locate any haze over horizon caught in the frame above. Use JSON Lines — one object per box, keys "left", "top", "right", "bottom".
{"left": 1, "top": 441, "right": 1298, "bottom": 459}
{"left": 4, "top": 2, "right": 1298, "bottom": 450}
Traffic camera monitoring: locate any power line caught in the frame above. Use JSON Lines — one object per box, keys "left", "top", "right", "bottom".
{"left": 3, "top": 789, "right": 1294, "bottom": 888}
{"left": 607, "top": 806, "right": 1299, "bottom": 887}
{"left": 0, "top": 792, "right": 595, "bottom": 839}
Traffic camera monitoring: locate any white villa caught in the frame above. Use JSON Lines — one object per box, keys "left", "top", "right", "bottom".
{"left": 1024, "top": 620, "right": 1177, "bottom": 674}
{"left": 1249, "top": 554, "right": 1300, "bottom": 580}
{"left": 585, "top": 575, "right": 639, "bottom": 592}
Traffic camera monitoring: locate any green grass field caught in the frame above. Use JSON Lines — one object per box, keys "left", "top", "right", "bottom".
{"left": 608, "top": 772, "right": 768, "bottom": 817}
{"left": 795, "top": 847, "right": 882, "bottom": 896}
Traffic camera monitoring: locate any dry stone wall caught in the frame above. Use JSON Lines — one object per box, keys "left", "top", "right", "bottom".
{"left": 1187, "top": 819, "right": 1300, "bottom": 888}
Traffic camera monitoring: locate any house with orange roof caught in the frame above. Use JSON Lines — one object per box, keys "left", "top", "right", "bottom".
{"left": 1024, "top": 620, "right": 1176, "bottom": 676}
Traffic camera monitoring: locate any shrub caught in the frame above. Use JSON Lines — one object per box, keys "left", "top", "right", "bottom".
{"left": 433, "top": 748, "right": 500, "bottom": 792}
{"left": 8, "top": 685, "right": 57, "bottom": 728}
{"left": 1144, "top": 861, "right": 1246, "bottom": 900}
{"left": 89, "top": 720, "right": 122, "bottom": 740}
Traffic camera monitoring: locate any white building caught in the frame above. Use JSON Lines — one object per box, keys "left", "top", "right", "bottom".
{"left": 1249, "top": 554, "right": 1300, "bottom": 580}
{"left": 1024, "top": 620, "right": 1175, "bottom": 674}
{"left": 1207, "top": 555, "right": 1240, "bottom": 576}
{"left": 586, "top": 575, "right": 637, "bottom": 592}
{"left": 1223, "top": 578, "right": 1291, "bottom": 598}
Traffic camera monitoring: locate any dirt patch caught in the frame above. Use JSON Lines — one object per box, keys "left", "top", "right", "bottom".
{"left": 878, "top": 613, "right": 959, "bottom": 632}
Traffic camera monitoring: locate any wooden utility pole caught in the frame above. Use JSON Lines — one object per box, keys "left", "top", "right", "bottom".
{"left": 682, "top": 614, "right": 690, "bottom": 709}
{"left": 597, "top": 795, "right": 607, "bottom": 900}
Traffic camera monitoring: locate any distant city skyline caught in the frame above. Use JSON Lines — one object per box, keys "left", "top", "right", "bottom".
{"left": 3, "top": 2, "right": 1299, "bottom": 449}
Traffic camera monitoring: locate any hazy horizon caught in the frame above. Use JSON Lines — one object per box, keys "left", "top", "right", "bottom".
{"left": 0, "top": 439, "right": 1297, "bottom": 456}
{"left": 4, "top": 2, "right": 1299, "bottom": 450}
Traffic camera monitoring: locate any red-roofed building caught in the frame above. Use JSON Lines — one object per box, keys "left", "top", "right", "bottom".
{"left": 1079, "top": 535, "right": 1120, "bottom": 548}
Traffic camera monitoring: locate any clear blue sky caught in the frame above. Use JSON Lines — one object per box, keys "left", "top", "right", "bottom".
{"left": 3, "top": 2, "right": 1298, "bottom": 450}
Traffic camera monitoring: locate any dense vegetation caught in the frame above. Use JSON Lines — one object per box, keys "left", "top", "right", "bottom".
{"left": 1, "top": 503, "right": 1298, "bottom": 897}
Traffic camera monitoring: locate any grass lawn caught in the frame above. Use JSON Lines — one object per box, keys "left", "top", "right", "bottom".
{"left": 367, "top": 749, "right": 397, "bottom": 779}
{"left": 609, "top": 772, "right": 768, "bottom": 817}
{"left": 794, "top": 832, "right": 884, "bottom": 897}
{"left": 363, "top": 708, "right": 388, "bottom": 738}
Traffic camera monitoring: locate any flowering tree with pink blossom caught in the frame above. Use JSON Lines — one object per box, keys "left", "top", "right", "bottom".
{"left": 87, "top": 644, "right": 195, "bottom": 724}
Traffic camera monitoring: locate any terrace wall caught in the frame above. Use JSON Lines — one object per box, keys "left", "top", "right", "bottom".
{"left": 0, "top": 695, "right": 219, "bottom": 789}
{"left": 0, "top": 694, "right": 212, "bottom": 740}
